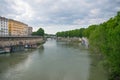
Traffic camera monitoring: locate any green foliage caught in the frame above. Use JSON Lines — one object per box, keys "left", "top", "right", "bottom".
{"left": 32, "top": 28, "right": 44, "bottom": 36}
{"left": 37, "top": 28, "right": 44, "bottom": 36}
{"left": 32, "top": 32, "right": 37, "bottom": 35}
{"left": 89, "top": 11, "right": 120, "bottom": 80}
{"left": 79, "top": 28, "right": 85, "bottom": 37}
{"left": 56, "top": 28, "right": 85, "bottom": 38}
{"left": 83, "top": 25, "right": 97, "bottom": 38}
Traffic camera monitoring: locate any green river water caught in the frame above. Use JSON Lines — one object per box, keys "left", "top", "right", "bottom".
{"left": 0, "top": 39, "right": 108, "bottom": 80}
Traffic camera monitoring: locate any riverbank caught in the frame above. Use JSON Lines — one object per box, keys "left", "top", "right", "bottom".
{"left": 57, "top": 37, "right": 89, "bottom": 48}
{"left": 0, "top": 38, "right": 45, "bottom": 54}
{"left": 57, "top": 37, "right": 81, "bottom": 42}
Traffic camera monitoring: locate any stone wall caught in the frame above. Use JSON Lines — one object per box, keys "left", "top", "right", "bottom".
{"left": 0, "top": 37, "right": 44, "bottom": 47}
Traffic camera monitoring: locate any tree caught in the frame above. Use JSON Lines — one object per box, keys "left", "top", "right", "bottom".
{"left": 83, "top": 25, "right": 97, "bottom": 38}
{"left": 79, "top": 28, "right": 85, "bottom": 38}
{"left": 32, "top": 32, "right": 37, "bottom": 35}
{"left": 89, "top": 11, "right": 120, "bottom": 80}
{"left": 36, "top": 28, "right": 44, "bottom": 36}
{"left": 32, "top": 28, "right": 44, "bottom": 36}
{"left": 56, "top": 28, "right": 85, "bottom": 38}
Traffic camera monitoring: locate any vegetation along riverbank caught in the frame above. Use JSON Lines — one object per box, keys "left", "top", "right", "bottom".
{"left": 56, "top": 11, "right": 120, "bottom": 80}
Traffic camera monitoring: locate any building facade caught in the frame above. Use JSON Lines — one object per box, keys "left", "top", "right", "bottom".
{"left": 28, "top": 27, "right": 33, "bottom": 35}
{"left": 0, "top": 16, "right": 9, "bottom": 36}
{"left": 9, "top": 19, "right": 28, "bottom": 36}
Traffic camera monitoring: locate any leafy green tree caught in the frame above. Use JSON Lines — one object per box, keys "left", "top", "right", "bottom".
{"left": 83, "top": 25, "right": 97, "bottom": 38}
{"left": 32, "top": 28, "right": 44, "bottom": 36}
{"left": 32, "top": 32, "right": 37, "bottom": 35}
{"left": 89, "top": 11, "right": 120, "bottom": 80}
{"left": 56, "top": 28, "right": 85, "bottom": 38}
{"left": 79, "top": 28, "right": 85, "bottom": 38}
{"left": 36, "top": 28, "right": 44, "bottom": 36}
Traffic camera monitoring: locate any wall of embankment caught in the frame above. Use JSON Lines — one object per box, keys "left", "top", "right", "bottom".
{"left": 0, "top": 36, "right": 45, "bottom": 52}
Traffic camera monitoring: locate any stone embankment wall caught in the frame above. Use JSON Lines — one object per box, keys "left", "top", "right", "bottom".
{"left": 57, "top": 37, "right": 89, "bottom": 48}
{"left": 0, "top": 37, "right": 44, "bottom": 47}
{"left": 57, "top": 37, "right": 81, "bottom": 42}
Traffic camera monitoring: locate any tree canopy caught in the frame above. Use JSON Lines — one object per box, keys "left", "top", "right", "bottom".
{"left": 32, "top": 28, "right": 44, "bottom": 36}
{"left": 87, "top": 11, "right": 120, "bottom": 80}
{"left": 56, "top": 28, "right": 85, "bottom": 38}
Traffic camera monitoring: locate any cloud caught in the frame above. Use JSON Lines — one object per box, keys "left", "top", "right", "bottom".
{"left": 4, "top": 0, "right": 35, "bottom": 22}
{"left": 0, "top": 0, "right": 120, "bottom": 34}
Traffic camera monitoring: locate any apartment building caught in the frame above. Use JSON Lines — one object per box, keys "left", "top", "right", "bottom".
{"left": 9, "top": 19, "right": 28, "bottom": 36}
{"left": 28, "top": 27, "right": 33, "bottom": 35}
{"left": 0, "top": 16, "right": 9, "bottom": 36}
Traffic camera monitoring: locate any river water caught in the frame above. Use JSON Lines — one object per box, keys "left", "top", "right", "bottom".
{"left": 0, "top": 39, "right": 108, "bottom": 80}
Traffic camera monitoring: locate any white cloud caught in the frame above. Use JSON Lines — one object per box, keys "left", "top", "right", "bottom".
{"left": 73, "top": 19, "right": 86, "bottom": 25}
{"left": 88, "top": 18, "right": 108, "bottom": 25}
{"left": 5, "top": 0, "right": 35, "bottom": 22}
{"left": 115, "top": 7, "right": 120, "bottom": 11}
{"left": 90, "top": 8, "right": 100, "bottom": 16}
{"left": 73, "top": 18, "right": 108, "bottom": 26}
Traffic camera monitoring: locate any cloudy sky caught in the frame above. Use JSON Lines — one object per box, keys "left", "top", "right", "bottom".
{"left": 0, "top": 0, "right": 120, "bottom": 34}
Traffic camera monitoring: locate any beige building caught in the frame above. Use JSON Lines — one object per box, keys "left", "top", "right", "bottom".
{"left": 9, "top": 19, "right": 28, "bottom": 36}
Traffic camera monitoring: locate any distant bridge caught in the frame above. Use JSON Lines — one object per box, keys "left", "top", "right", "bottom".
{"left": 44, "top": 35, "right": 56, "bottom": 39}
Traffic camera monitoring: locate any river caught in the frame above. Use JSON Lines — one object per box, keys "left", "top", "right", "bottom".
{"left": 0, "top": 39, "right": 108, "bottom": 80}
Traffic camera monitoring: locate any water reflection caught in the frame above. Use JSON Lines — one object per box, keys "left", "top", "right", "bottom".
{"left": 57, "top": 41, "right": 87, "bottom": 50}
{"left": 88, "top": 54, "right": 108, "bottom": 80}
{"left": 0, "top": 50, "right": 35, "bottom": 80}
{"left": 38, "top": 45, "right": 44, "bottom": 54}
